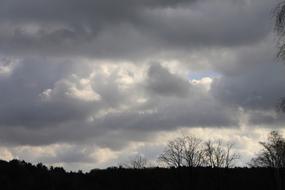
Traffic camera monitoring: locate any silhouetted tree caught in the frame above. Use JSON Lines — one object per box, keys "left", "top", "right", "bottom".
{"left": 250, "top": 131, "right": 285, "bottom": 168}
{"left": 224, "top": 143, "right": 240, "bottom": 168}
{"left": 159, "top": 136, "right": 239, "bottom": 168}
{"left": 203, "top": 140, "right": 239, "bottom": 168}
{"left": 122, "top": 155, "right": 148, "bottom": 169}
{"left": 182, "top": 136, "right": 204, "bottom": 167}
{"left": 158, "top": 137, "right": 185, "bottom": 167}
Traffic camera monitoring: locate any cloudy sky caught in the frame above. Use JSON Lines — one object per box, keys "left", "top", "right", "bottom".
{"left": 0, "top": 0, "right": 285, "bottom": 171}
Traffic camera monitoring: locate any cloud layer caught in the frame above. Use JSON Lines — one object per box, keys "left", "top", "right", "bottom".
{"left": 0, "top": 0, "right": 284, "bottom": 170}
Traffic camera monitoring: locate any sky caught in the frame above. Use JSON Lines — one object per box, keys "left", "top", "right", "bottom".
{"left": 0, "top": 0, "right": 285, "bottom": 171}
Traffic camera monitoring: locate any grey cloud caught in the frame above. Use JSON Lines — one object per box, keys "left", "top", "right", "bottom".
{"left": 0, "top": 0, "right": 276, "bottom": 59}
{"left": 141, "top": 0, "right": 273, "bottom": 49}
{"left": 211, "top": 57, "right": 285, "bottom": 111}
{"left": 145, "top": 63, "right": 190, "bottom": 97}
{"left": 0, "top": 0, "right": 194, "bottom": 21}
{"left": 96, "top": 97, "right": 238, "bottom": 132}
{"left": 0, "top": 0, "right": 284, "bottom": 171}
{"left": 91, "top": 71, "right": 131, "bottom": 108}
{"left": 92, "top": 65, "right": 239, "bottom": 142}
{"left": 0, "top": 0, "right": 195, "bottom": 55}
{"left": 0, "top": 58, "right": 97, "bottom": 128}
{"left": 0, "top": 61, "right": 238, "bottom": 148}
{"left": 210, "top": 37, "right": 285, "bottom": 125}
{"left": 247, "top": 110, "right": 285, "bottom": 127}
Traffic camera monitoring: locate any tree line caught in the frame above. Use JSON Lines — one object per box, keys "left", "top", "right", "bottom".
{"left": 0, "top": 156, "right": 284, "bottom": 190}
{"left": 122, "top": 130, "right": 285, "bottom": 169}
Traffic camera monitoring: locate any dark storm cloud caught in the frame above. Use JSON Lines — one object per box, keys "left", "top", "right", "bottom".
{"left": 0, "top": 0, "right": 275, "bottom": 58}
{"left": 212, "top": 63, "right": 285, "bottom": 110}
{"left": 0, "top": 0, "right": 195, "bottom": 57}
{"left": 210, "top": 37, "right": 285, "bottom": 125}
{"left": 210, "top": 39, "right": 285, "bottom": 110}
{"left": 0, "top": 0, "right": 194, "bottom": 21}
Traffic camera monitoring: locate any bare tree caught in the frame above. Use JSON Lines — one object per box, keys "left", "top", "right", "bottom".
{"left": 225, "top": 143, "right": 240, "bottom": 168}
{"left": 249, "top": 131, "right": 285, "bottom": 168}
{"left": 158, "top": 137, "right": 185, "bottom": 167}
{"left": 121, "top": 155, "right": 148, "bottom": 169}
{"left": 204, "top": 140, "right": 224, "bottom": 167}
{"left": 203, "top": 140, "right": 239, "bottom": 168}
{"left": 182, "top": 136, "right": 204, "bottom": 167}
{"left": 158, "top": 136, "right": 239, "bottom": 168}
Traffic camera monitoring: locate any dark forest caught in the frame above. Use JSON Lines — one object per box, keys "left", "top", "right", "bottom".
{"left": 0, "top": 159, "right": 284, "bottom": 190}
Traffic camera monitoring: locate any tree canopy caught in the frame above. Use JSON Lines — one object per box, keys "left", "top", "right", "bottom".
{"left": 250, "top": 131, "right": 285, "bottom": 168}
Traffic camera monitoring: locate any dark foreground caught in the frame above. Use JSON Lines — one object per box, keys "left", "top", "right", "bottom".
{"left": 0, "top": 159, "right": 284, "bottom": 190}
